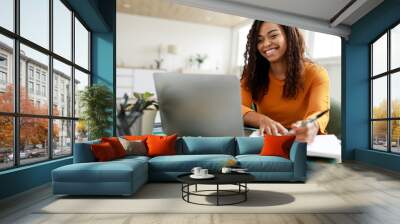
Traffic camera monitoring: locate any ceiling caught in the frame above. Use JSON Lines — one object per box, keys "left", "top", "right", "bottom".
{"left": 172, "top": 0, "right": 384, "bottom": 37}
{"left": 117, "top": 0, "right": 248, "bottom": 27}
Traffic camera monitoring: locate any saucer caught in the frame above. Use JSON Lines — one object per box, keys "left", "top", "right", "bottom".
{"left": 190, "top": 174, "right": 215, "bottom": 179}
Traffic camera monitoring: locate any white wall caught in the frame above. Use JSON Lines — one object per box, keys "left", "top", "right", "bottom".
{"left": 117, "top": 13, "right": 233, "bottom": 74}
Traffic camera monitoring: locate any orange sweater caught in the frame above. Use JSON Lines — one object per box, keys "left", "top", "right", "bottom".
{"left": 241, "top": 62, "right": 330, "bottom": 134}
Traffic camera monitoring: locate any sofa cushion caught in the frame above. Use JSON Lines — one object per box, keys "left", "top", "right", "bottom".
{"left": 147, "top": 134, "right": 177, "bottom": 157}
{"left": 180, "top": 137, "right": 235, "bottom": 155}
{"left": 236, "top": 137, "right": 263, "bottom": 155}
{"left": 118, "top": 138, "right": 147, "bottom": 156}
{"left": 149, "top": 154, "right": 235, "bottom": 172}
{"left": 91, "top": 142, "right": 118, "bottom": 161}
{"left": 236, "top": 155, "right": 293, "bottom": 172}
{"left": 52, "top": 159, "right": 147, "bottom": 183}
{"left": 73, "top": 139, "right": 101, "bottom": 163}
{"left": 101, "top": 137, "right": 127, "bottom": 158}
{"left": 260, "top": 135, "right": 296, "bottom": 159}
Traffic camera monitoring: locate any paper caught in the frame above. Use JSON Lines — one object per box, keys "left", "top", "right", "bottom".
{"left": 307, "top": 135, "right": 342, "bottom": 163}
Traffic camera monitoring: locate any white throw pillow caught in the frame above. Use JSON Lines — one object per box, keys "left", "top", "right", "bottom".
{"left": 118, "top": 137, "right": 147, "bottom": 156}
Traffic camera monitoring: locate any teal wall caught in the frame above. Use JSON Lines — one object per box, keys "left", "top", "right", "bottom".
{"left": 0, "top": 0, "right": 116, "bottom": 200}
{"left": 343, "top": 0, "right": 400, "bottom": 171}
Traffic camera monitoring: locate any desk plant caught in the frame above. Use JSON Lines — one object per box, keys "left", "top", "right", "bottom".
{"left": 195, "top": 54, "right": 208, "bottom": 69}
{"left": 79, "top": 84, "right": 113, "bottom": 140}
{"left": 117, "top": 92, "right": 159, "bottom": 136}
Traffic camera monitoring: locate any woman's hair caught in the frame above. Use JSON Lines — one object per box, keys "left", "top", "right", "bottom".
{"left": 242, "top": 20, "right": 308, "bottom": 101}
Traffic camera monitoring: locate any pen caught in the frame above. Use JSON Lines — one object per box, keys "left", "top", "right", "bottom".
{"left": 300, "top": 109, "right": 330, "bottom": 127}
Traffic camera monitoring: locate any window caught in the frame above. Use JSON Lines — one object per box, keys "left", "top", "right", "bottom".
{"left": 0, "top": 0, "right": 14, "bottom": 32}
{"left": 0, "top": 71, "right": 6, "bottom": 85}
{"left": 20, "top": 0, "right": 49, "bottom": 49}
{"left": 0, "top": 0, "right": 91, "bottom": 170}
{"left": 0, "top": 116, "right": 13, "bottom": 170}
{"left": 35, "top": 70, "right": 41, "bottom": 81}
{"left": 36, "top": 83, "right": 40, "bottom": 95}
{"left": 370, "top": 23, "right": 400, "bottom": 154}
{"left": 42, "top": 85, "right": 46, "bottom": 97}
{"left": 28, "top": 81, "right": 34, "bottom": 94}
{"left": 74, "top": 69, "right": 89, "bottom": 119}
{"left": 0, "top": 54, "right": 7, "bottom": 67}
{"left": 28, "top": 67, "right": 34, "bottom": 80}
{"left": 0, "top": 54, "right": 8, "bottom": 87}
{"left": 53, "top": 59, "right": 72, "bottom": 117}
{"left": 0, "top": 35, "right": 13, "bottom": 113}
{"left": 75, "top": 18, "right": 89, "bottom": 70}
{"left": 53, "top": 0, "right": 72, "bottom": 60}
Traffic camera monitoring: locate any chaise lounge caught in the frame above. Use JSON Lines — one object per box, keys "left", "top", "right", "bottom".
{"left": 52, "top": 137, "right": 307, "bottom": 196}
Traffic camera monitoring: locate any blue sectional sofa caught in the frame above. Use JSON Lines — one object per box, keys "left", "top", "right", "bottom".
{"left": 52, "top": 137, "right": 307, "bottom": 196}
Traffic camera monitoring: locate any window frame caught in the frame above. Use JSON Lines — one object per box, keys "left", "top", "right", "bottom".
{"left": 370, "top": 20, "right": 400, "bottom": 154}
{"left": 0, "top": 0, "right": 92, "bottom": 171}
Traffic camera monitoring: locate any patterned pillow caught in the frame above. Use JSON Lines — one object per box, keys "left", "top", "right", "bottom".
{"left": 118, "top": 137, "right": 147, "bottom": 156}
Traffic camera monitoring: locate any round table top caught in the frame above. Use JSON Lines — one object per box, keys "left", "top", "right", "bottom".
{"left": 177, "top": 172, "right": 255, "bottom": 185}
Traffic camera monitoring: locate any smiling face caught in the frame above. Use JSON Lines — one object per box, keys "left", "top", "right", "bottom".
{"left": 257, "top": 22, "right": 287, "bottom": 63}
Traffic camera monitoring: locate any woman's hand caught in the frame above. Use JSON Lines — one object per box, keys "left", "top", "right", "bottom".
{"left": 290, "top": 120, "right": 319, "bottom": 143}
{"left": 259, "top": 116, "right": 288, "bottom": 136}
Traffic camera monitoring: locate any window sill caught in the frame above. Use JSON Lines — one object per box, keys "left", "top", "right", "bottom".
{"left": 0, "top": 156, "right": 72, "bottom": 175}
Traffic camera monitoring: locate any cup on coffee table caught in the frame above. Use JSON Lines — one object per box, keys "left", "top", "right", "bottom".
{"left": 199, "top": 169, "right": 208, "bottom": 176}
{"left": 191, "top": 167, "right": 202, "bottom": 176}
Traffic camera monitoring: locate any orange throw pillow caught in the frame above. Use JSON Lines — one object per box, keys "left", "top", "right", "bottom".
{"left": 146, "top": 134, "right": 177, "bottom": 157}
{"left": 91, "top": 142, "right": 117, "bottom": 162}
{"left": 124, "top": 135, "right": 148, "bottom": 141}
{"left": 101, "top": 137, "right": 127, "bottom": 158}
{"left": 260, "top": 135, "right": 296, "bottom": 159}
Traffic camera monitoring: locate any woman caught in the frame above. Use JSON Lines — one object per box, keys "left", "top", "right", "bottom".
{"left": 241, "top": 21, "right": 330, "bottom": 143}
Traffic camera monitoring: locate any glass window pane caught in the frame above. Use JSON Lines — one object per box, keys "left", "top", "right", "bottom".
{"left": 372, "top": 77, "right": 387, "bottom": 119}
{"left": 20, "top": 44, "right": 49, "bottom": 115}
{"left": 75, "top": 120, "right": 88, "bottom": 143}
{"left": 53, "top": 119, "right": 72, "bottom": 158}
{"left": 0, "top": 34, "right": 14, "bottom": 112}
{"left": 53, "top": 0, "right": 72, "bottom": 60}
{"left": 391, "top": 24, "right": 400, "bottom": 70}
{"left": 391, "top": 120, "right": 400, "bottom": 153}
{"left": 53, "top": 59, "right": 72, "bottom": 117}
{"left": 372, "top": 121, "right": 388, "bottom": 151}
{"left": 20, "top": 117, "right": 49, "bottom": 165}
{"left": 391, "top": 72, "right": 400, "bottom": 118}
{"left": 0, "top": 116, "right": 13, "bottom": 170}
{"left": 75, "top": 18, "right": 89, "bottom": 70}
{"left": 0, "top": 0, "right": 14, "bottom": 31}
{"left": 20, "top": 0, "right": 49, "bottom": 49}
{"left": 74, "top": 69, "right": 89, "bottom": 118}
{"left": 372, "top": 33, "right": 387, "bottom": 76}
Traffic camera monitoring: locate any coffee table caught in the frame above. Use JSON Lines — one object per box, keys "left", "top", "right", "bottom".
{"left": 177, "top": 172, "right": 255, "bottom": 206}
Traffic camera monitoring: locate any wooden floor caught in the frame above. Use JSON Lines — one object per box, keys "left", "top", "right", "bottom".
{"left": 1, "top": 159, "right": 400, "bottom": 224}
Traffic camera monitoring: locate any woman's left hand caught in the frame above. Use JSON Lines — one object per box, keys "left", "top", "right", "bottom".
{"left": 290, "top": 120, "right": 319, "bottom": 143}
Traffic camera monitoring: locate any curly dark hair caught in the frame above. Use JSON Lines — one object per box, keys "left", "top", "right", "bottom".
{"left": 242, "top": 20, "right": 308, "bottom": 101}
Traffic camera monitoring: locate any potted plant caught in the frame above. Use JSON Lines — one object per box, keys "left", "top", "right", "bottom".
{"left": 195, "top": 54, "right": 208, "bottom": 69}
{"left": 117, "top": 92, "right": 159, "bottom": 136}
{"left": 79, "top": 84, "right": 113, "bottom": 140}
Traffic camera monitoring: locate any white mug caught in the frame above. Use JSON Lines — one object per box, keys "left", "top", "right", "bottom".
{"left": 191, "top": 167, "right": 202, "bottom": 176}
{"left": 200, "top": 169, "right": 208, "bottom": 176}
{"left": 221, "top": 167, "right": 232, "bottom": 174}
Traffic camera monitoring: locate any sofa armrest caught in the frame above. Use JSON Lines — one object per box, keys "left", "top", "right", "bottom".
{"left": 289, "top": 141, "right": 307, "bottom": 181}
{"left": 73, "top": 140, "right": 100, "bottom": 163}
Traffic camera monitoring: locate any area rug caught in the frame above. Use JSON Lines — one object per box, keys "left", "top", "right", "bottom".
{"left": 37, "top": 183, "right": 362, "bottom": 214}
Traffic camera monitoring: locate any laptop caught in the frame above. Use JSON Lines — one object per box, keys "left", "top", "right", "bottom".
{"left": 154, "top": 73, "right": 244, "bottom": 137}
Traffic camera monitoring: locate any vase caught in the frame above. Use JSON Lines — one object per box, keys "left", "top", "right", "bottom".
{"left": 141, "top": 109, "right": 157, "bottom": 134}
{"left": 130, "top": 109, "right": 157, "bottom": 135}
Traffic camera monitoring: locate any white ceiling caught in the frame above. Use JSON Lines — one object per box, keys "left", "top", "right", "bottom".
{"left": 228, "top": 0, "right": 352, "bottom": 23}
{"left": 173, "top": 0, "right": 384, "bottom": 38}
{"left": 117, "top": 0, "right": 248, "bottom": 27}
